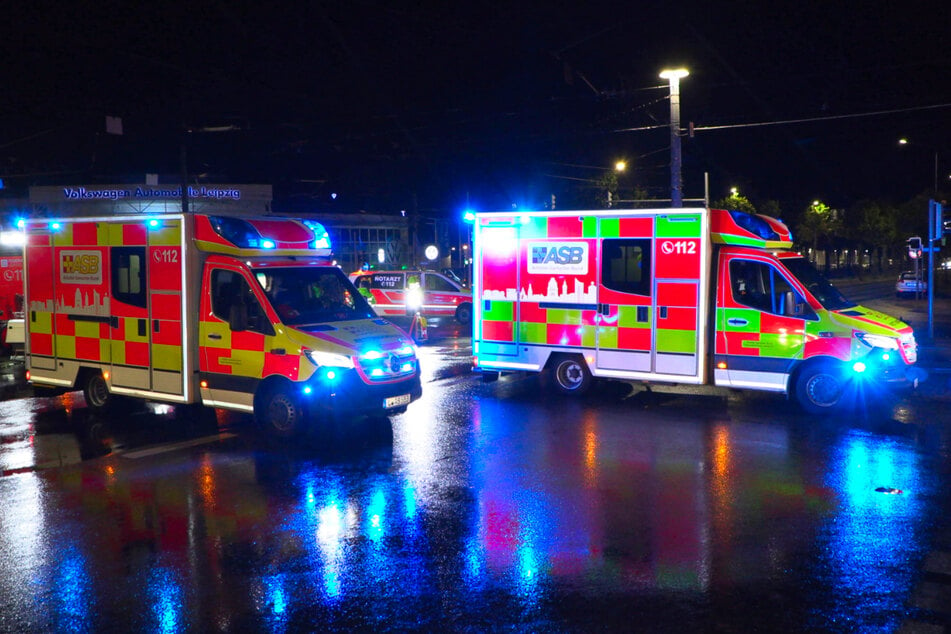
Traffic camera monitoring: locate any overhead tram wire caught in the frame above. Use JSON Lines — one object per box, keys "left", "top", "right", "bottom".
{"left": 674, "top": 102, "right": 951, "bottom": 133}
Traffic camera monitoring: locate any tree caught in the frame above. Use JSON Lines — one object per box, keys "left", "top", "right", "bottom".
{"left": 847, "top": 199, "right": 898, "bottom": 272}
{"left": 795, "top": 201, "right": 841, "bottom": 274}
{"left": 711, "top": 192, "right": 756, "bottom": 214}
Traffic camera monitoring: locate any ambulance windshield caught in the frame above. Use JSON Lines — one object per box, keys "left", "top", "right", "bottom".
{"left": 257, "top": 267, "right": 376, "bottom": 325}
{"left": 782, "top": 257, "right": 856, "bottom": 311}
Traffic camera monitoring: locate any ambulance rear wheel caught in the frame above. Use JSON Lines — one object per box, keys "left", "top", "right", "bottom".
{"left": 82, "top": 372, "right": 111, "bottom": 412}
{"left": 551, "top": 354, "right": 592, "bottom": 395}
{"left": 794, "top": 361, "right": 846, "bottom": 415}
{"left": 456, "top": 303, "right": 472, "bottom": 324}
{"left": 257, "top": 386, "right": 306, "bottom": 438}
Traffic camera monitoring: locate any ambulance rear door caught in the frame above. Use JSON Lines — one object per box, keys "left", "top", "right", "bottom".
{"left": 474, "top": 222, "right": 519, "bottom": 359}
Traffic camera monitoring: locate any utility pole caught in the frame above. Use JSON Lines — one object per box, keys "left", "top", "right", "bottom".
{"left": 660, "top": 68, "right": 688, "bottom": 208}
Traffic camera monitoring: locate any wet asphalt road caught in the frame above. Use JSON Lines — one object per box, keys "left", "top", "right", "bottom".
{"left": 2, "top": 312, "right": 951, "bottom": 632}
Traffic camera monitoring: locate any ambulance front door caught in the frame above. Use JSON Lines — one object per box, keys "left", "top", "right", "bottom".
{"left": 198, "top": 265, "right": 275, "bottom": 411}
{"left": 717, "top": 255, "right": 811, "bottom": 390}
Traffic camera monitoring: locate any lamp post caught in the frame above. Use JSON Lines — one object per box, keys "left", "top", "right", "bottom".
{"left": 660, "top": 68, "right": 689, "bottom": 207}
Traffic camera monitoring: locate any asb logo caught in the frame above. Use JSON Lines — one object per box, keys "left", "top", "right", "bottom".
{"left": 527, "top": 241, "right": 589, "bottom": 275}
{"left": 60, "top": 250, "right": 102, "bottom": 284}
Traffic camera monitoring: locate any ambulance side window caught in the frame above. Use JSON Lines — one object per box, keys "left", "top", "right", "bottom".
{"left": 424, "top": 274, "right": 457, "bottom": 292}
{"left": 211, "top": 269, "right": 272, "bottom": 335}
{"left": 111, "top": 246, "right": 147, "bottom": 308}
{"left": 601, "top": 239, "right": 651, "bottom": 296}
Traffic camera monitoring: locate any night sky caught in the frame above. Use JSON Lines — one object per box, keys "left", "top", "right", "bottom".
{"left": 3, "top": 1, "right": 950, "bottom": 217}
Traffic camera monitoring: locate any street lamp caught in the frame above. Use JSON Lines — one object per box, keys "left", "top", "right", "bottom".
{"left": 660, "top": 68, "right": 689, "bottom": 208}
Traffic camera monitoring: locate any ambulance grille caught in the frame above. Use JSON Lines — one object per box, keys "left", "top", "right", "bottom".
{"left": 356, "top": 349, "right": 418, "bottom": 382}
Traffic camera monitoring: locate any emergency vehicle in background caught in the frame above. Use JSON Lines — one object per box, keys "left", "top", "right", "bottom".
{"left": 472, "top": 207, "right": 918, "bottom": 414}
{"left": 350, "top": 269, "right": 473, "bottom": 324}
{"left": 23, "top": 213, "right": 422, "bottom": 436}
{"left": 0, "top": 246, "right": 24, "bottom": 352}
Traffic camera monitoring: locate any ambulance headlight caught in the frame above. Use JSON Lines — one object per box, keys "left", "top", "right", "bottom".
{"left": 303, "top": 349, "right": 355, "bottom": 369}
{"left": 855, "top": 333, "right": 899, "bottom": 350}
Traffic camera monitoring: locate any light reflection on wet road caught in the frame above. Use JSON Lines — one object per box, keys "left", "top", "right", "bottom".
{"left": 0, "top": 338, "right": 949, "bottom": 631}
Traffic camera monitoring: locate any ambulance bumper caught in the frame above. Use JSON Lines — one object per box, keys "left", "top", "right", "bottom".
{"left": 307, "top": 370, "right": 422, "bottom": 416}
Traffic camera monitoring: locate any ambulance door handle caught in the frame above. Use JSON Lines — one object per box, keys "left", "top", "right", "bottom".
{"left": 208, "top": 333, "right": 222, "bottom": 340}
{"left": 727, "top": 318, "right": 748, "bottom": 327}
{"left": 659, "top": 306, "right": 668, "bottom": 319}
{"left": 153, "top": 319, "right": 160, "bottom": 333}
{"left": 110, "top": 315, "right": 119, "bottom": 329}
{"left": 137, "top": 319, "right": 147, "bottom": 337}
{"left": 598, "top": 303, "right": 610, "bottom": 316}
{"left": 270, "top": 348, "right": 286, "bottom": 355}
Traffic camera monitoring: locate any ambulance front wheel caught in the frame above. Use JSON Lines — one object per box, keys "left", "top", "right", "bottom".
{"left": 794, "top": 361, "right": 847, "bottom": 415}
{"left": 82, "top": 372, "right": 111, "bottom": 412}
{"left": 256, "top": 385, "right": 306, "bottom": 438}
{"left": 550, "top": 354, "right": 593, "bottom": 395}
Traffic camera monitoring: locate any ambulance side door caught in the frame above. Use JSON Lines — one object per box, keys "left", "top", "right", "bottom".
{"left": 421, "top": 272, "right": 461, "bottom": 316}
{"left": 198, "top": 264, "right": 274, "bottom": 410}
{"left": 109, "top": 244, "right": 150, "bottom": 390}
{"left": 595, "top": 233, "right": 653, "bottom": 373}
{"left": 146, "top": 218, "right": 185, "bottom": 396}
{"left": 716, "top": 254, "right": 813, "bottom": 389}
{"left": 652, "top": 214, "right": 704, "bottom": 379}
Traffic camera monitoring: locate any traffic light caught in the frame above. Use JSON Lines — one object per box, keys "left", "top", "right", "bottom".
{"left": 907, "top": 236, "right": 922, "bottom": 259}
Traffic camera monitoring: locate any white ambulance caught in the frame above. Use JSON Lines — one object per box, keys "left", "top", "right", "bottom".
{"left": 472, "top": 208, "right": 919, "bottom": 414}
{"left": 23, "top": 214, "right": 422, "bottom": 436}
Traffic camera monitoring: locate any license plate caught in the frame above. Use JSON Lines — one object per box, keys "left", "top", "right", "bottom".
{"left": 384, "top": 393, "right": 411, "bottom": 409}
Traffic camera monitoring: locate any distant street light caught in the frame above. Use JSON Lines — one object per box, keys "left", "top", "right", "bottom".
{"left": 615, "top": 161, "right": 627, "bottom": 172}
{"left": 660, "top": 68, "right": 689, "bottom": 207}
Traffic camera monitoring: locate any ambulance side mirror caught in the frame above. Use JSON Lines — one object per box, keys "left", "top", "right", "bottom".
{"left": 783, "top": 291, "right": 796, "bottom": 316}
{"left": 783, "top": 291, "right": 812, "bottom": 318}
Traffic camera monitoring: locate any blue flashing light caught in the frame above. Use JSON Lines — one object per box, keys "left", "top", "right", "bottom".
{"left": 370, "top": 368, "right": 384, "bottom": 377}
{"left": 15, "top": 218, "right": 25, "bottom": 230}
{"left": 147, "top": 218, "right": 160, "bottom": 229}
{"left": 50, "top": 222, "right": 62, "bottom": 231}
{"left": 303, "top": 385, "right": 313, "bottom": 395}
{"left": 362, "top": 350, "right": 384, "bottom": 360}
{"left": 463, "top": 210, "right": 476, "bottom": 223}
{"left": 852, "top": 361, "right": 867, "bottom": 373}
{"left": 326, "top": 370, "right": 336, "bottom": 381}
{"left": 261, "top": 239, "right": 276, "bottom": 249}
{"left": 728, "top": 209, "right": 779, "bottom": 240}
{"left": 302, "top": 219, "right": 332, "bottom": 249}
{"left": 311, "top": 232, "right": 331, "bottom": 249}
